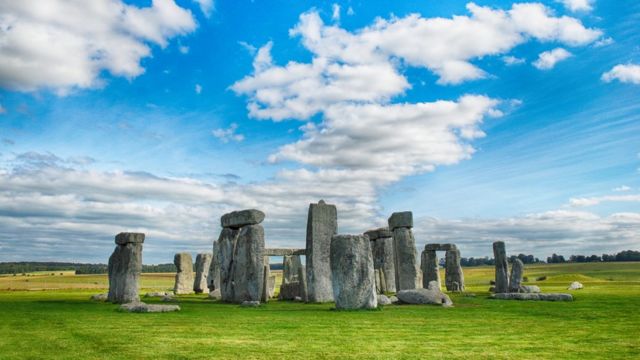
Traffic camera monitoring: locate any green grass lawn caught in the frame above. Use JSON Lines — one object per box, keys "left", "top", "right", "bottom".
{"left": 0, "top": 262, "right": 638, "bottom": 359}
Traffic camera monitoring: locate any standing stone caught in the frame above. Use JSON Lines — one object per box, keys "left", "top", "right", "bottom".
{"left": 298, "top": 264, "right": 308, "bottom": 302}
{"left": 306, "top": 200, "right": 337, "bottom": 302}
{"left": 445, "top": 248, "right": 465, "bottom": 292}
{"left": 218, "top": 228, "right": 239, "bottom": 302}
{"left": 173, "top": 252, "right": 194, "bottom": 295}
{"left": 493, "top": 241, "right": 510, "bottom": 294}
{"left": 208, "top": 240, "right": 221, "bottom": 292}
{"left": 108, "top": 232, "right": 144, "bottom": 304}
{"left": 279, "top": 255, "right": 303, "bottom": 300}
{"left": 509, "top": 259, "right": 524, "bottom": 293}
{"left": 388, "top": 212, "right": 419, "bottom": 291}
{"left": 193, "top": 253, "right": 212, "bottom": 294}
{"left": 365, "top": 227, "right": 396, "bottom": 293}
{"left": 421, "top": 249, "right": 441, "bottom": 291}
{"left": 261, "top": 263, "right": 270, "bottom": 303}
{"left": 230, "top": 224, "right": 265, "bottom": 303}
{"left": 330, "top": 235, "right": 377, "bottom": 310}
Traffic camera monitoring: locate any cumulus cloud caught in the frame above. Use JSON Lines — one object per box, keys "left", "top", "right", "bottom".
{"left": 0, "top": 0, "right": 197, "bottom": 94}
{"left": 556, "top": 0, "right": 594, "bottom": 12}
{"left": 193, "top": 0, "right": 214, "bottom": 17}
{"left": 331, "top": 4, "right": 340, "bottom": 22}
{"left": 503, "top": 56, "right": 526, "bottom": 65}
{"left": 232, "top": 3, "right": 601, "bottom": 120}
{"left": 533, "top": 48, "right": 572, "bottom": 69}
{"left": 602, "top": 64, "right": 640, "bottom": 84}
{"left": 212, "top": 123, "right": 244, "bottom": 143}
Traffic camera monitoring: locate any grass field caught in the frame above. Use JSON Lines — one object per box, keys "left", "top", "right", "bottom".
{"left": 0, "top": 262, "right": 638, "bottom": 359}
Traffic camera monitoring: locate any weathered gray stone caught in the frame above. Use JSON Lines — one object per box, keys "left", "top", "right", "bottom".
{"left": 396, "top": 288, "right": 453, "bottom": 306}
{"left": 221, "top": 209, "right": 265, "bottom": 228}
{"left": 119, "top": 302, "right": 180, "bottom": 313}
{"left": 509, "top": 258, "right": 524, "bottom": 293}
{"left": 144, "top": 291, "right": 171, "bottom": 298}
{"left": 208, "top": 289, "right": 221, "bottom": 300}
{"left": 388, "top": 211, "right": 413, "bottom": 230}
{"left": 374, "top": 269, "right": 383, "bottom": 294}
{"left": 161, "top": 294, "right": 176, "bottom": 302}
{"left": 445, "top": 248, "right": 465, "bottom": 292}
{"left": 364, "top": 227, "right": 393, "bottom": 240}
{"left": 391, "top": 226, "right": 419, "bottom": 291}
{"left": 268, "top": 275, "right": 276, "bottom": 298}
{"left": 493, "top": 241, "right": 509, "bottom": 294}
{"left": 377, "top": 294, "right": 392, "bottom": 306}
{"left": 568, "top": 281, "right": 584, "bottom": 290}
{"left": 330, "top": 235, "right": 377, "bottom": 310}
{"left": 208, "top": 240, "right": 221, "bottom": 292}
{"left": 263, "top": 248, "right": 306, "bottom": 256}
{"left": 91, "top": 293, "right": 108, "bottom": 301}
{"left": 389, "top": 295, "right": 399, "bottom": 304}
{"left": 370, "top": 235, "right": 396, "bottom": 293}
{"left": 421, "top": 250, "right": 441, "bottom": 291}
{"left": 229, "top": 224, "right": 265, "bottom": 303}
{"left": 298, "top": 264, "right": 308, "bottom": 302}
{"left": 193, "top": 253, "right": 212, "bottom": 294}
{"left": 520, "top": 285, "right": 541, "bottom": 293}
{"left": 108, "top": 232, "right": 144, "bottom": 304}
{"left": 491, "top": 293, "right": 573, "bottom": 301}
{"left": 279, "top": 255, "right": 303, "bottom": 301}
{"left": 424, "top": 243, "right": 457, "bottom": 251}
{"left": 261, "top": 263, "right": 270, "bottom": 303}
{"left": 306, "top": 200, "right": 337, "bottom": 302}
{"left": 240, "top": 300, "right": 261, "bottom": 307}
{"left": 173, "top": 252, "right": 194, "bottom": 295}
{"left": 427, "top": 280, "right": 440, "bottom": 291}
{"left": 218, "top": 227, "right": 239, "bottom": 302}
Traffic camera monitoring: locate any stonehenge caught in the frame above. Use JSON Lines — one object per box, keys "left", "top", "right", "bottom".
{"left": 420, "top": 248, "right": 441, "bottom": 291}
{"left": 306, "top": 200, "right": 337, "bottom": 302}
{"left": 509, "top": 258, "right": 524, "bottom": 293}
{"left": 388, "top": 212, "right": 419, "bottom": 291}
{"left": 174, "top": 252, "right": 194, "bottom": 295}
{"left": 194, "top": 253, "right": 212, "bottom": 294}
{"left": 108, "top": 232, "right": 144, "bottom": 304}
{"left": 365, "top": 227, "right": 396, "bottom": 293}
{"left": 493, "top": 241, "right": 510, "bottom": 293}
{"left": 330, "top": 234, "right": 377, "bottom": 310}
{"left": 217, "top": 209, "right": 265, "bottom": 303}
{"left": 444, "top": 247, "right": 465, "bottom": 292}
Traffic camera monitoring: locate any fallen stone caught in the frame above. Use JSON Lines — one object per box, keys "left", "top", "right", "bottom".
{"left": 491, "top": 293, "right": 573, "bottom": 301}
{"left": 396, "top": 288, "right": 453, "bottom": 307}
{"left": 509, "top": 259, "right": 524, "bottom": 293}
{"left": 568, "top": 281, "right": 584, "bottom": 290}
{"left": 377, "top": 294, "right": 392, "bottom": 306}
{"left": 91, "top": 293, "right": 108, "bottom": 301}
{"left": 389, "top": 295, "right": 399, "bottom": 304}
{"left": 144, "top": 292, "right": 171, "bottom": 298}
{"left": 330, "top": 234, "right": 377, "bottom": 310}
{"left": 221, "top": 209, "right": 265, "bottom": 229}
{"left": 493, "top": 241, "right": 509, "bottom": 293}
{"left": 194, "top": 253, "right": 212, "bottom": 294}
{"left": 489, "top": 286, "right": 496, "bottom": 293}
{"left": 119, "top": 302, "right": 181, "bottom": 313}
{"left": 306, "top": 200, "right": 337, "bottom": 303}
{"left": 208, "top": 289, "right": 221, "bottom": 300}
{"left": 161, "top": 295, "right": 176, "bottom": 302}
{"left": 240, "top": 300, "right": 261, "bottom": 307}
{"left": 108, "top": 232, "right": 144, "bottom": 304}
{"left": 173, "top": 252, "right": 194, "bottom": 295}
{"left": 520, "top": 285, "right": 541, "bottom": 293}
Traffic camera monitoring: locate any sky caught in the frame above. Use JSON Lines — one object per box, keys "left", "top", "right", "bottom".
{"left": 0, "top": 0, "right": 639, "bottom": 264}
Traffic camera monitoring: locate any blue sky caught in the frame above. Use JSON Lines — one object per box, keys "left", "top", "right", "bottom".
{"left": 0, "top": 0, "right": 639, "bottom": 263}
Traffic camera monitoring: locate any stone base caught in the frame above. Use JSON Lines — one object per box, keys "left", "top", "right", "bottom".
{"left": 491, "top": 293, "right": 573, "bottom": 301}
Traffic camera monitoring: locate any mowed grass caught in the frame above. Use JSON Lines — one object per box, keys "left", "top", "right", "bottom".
{"left": 0, "top": 263, "right": 638, "bottom": 359}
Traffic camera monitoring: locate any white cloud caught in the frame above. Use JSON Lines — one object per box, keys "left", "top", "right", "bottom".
{"left": 179, "top": 45, "right": 190, "bottom": 54}
{"left": 195, "top": 83, "right": 202, "bottom": 94}
{"left": 212, "top": 123, "right": 244, "bottom": 143}
{"left": 593, "top": 37, "right": 614, "bottom": 47}
{"left": 533, "top": 48, "right": 572, "bottom": 69}
{"left": 503, "top": 56, "right": 526, "bottom": 65}
{"left": 0, "top": 0, "right": 197, "bottom": 94}
{"left": 238, "top": 41, "right": 257, "bottom": 55}
{"left": 331, "top": 4, "right": 340, "bottom": 22}
{"left": 556, "top": 0, "right": 594, "bottom": 12}
{"left": 602, "top": 64, "right": 640, "bottom": 84}
{"left": 193, "top": 0, "right": 214, "bottom": 17}
{"left": 569, "top": 194, "right": 640, "bottom": 207}
{"left": 613, "top": 185, "right": 631, "bottom": 192}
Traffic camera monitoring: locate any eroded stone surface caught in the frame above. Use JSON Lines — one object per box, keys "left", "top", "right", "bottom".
{"left": 119, "top": 302, "right": 181, "bottom": 313}
{"left": 108, "top": 232, "right": 144, "bottom": 304}
{"left": 208, "top": 240, "right": 221, "bottom": 292}
{"left": 194, "top": 253, "right": 212, "bottom": 294}
{"left": 364, "top": 227, "right": 393, "bottom": 240}
{"left": 509, "top": 259, "right": 524, "bottom": 293}
{"left": 173, "top": 252, "right": 194, "bottom": 295}
{"left": 421, "top": 250, "right": 441, "bottom": 291}
{"left": 391, "top": 226, "right": 419, "bottom": 291}
{"left": 91, "top": 293, "right": 108, "bottom": 301}
{"left": 377, "top": 294, "right": 392, "bottom": 306}
{"left": 493, "top": 241, "right": 509, "bottom": 294}
{"left": 115, "top": 232, "right": 145, "bottom": 245}
{"left": 221, "top": 209, "right": 265, "bottom": 228}
{"left": 306, "top": 200, "right": 337, "bottom": 302}
{"left": 330, "top": 234, "right": 377, "bottom": 310}
{"left": 396, "top": 288, "right": 453, "bottom": 306}
{"left": 230, "top": 224, "right": 265, "bottom": 303}
{"left": 568, "top": 281, "right": 584, "bottom": 290}
{"left": 445, "top": 248, "right": 465, "bottom": 292}
{"left": 521, "top": 285, "right": 541, "bottom": 293}
{"left": 370, "top": 234, "right": 396, "bottom": 293}
{"left": 492, "top": 293, "right": 573, "bottom": 301}
{"left": 388, "top": 211, "right": 413, "bottom": 230}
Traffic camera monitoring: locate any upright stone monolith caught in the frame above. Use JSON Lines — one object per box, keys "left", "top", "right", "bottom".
{"left": 279, "top": 255, "right": 303, "bottom": 300}
{"left": 306, "top": 200, "right": 337, "bottom": 302}
{"left": 365, "top": 227, "right": 396, "bottom": 293}
{"left": 174, "top": 252, "right": 194, "bottom": 295}
{"left": 330, "top": 235, "right": 377, "bottom": 310}
{"left": 193, "top": 253, "right": 212, "bottom": 294}
{"left": 445, "top": 248, "right": 465, "bottom": 292}
{"left": 208, "top": 240, "right": 220, "bottom": 292}
{"left": 493, "top": 241, "right": 510, "bottom": 293}
{"left": 509, "top": 258, "right": 524, "bottom": 293}
{"left": 108, "top": 232, "right": 144, "bottom": 304}
{"left": 388, "top": 212, "right": 419, "bottom": 291}
{"left": 421, "top": 249, "right": 441, "bottom": 291}
{"left": 217, "top": 209, "right": 265, "bottom": 303}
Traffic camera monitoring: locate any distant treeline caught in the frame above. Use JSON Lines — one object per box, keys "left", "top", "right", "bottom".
{"left": 547, "top": 250, "right": 640, "bottom": 263}
{"left": 0, "top": 262, "right": 176, "bottom": 275}
{"left": 459, "top": 254, "right": 542, "bottom": 267}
